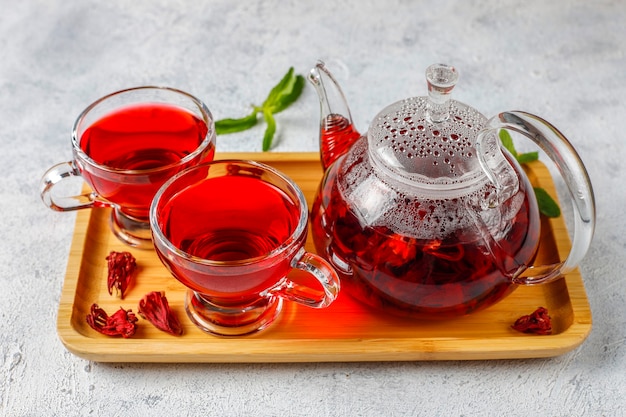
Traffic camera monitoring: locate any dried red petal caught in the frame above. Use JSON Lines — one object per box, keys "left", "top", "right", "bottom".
{"left": 138, "top": 291, "right": 183, "bottom": 336}
{"left": 86, "top": 303, "right": 138, "bottom": 338}
{"left": 106, "top": 251, "right": 136, "bottom": 299}
{"left": 512, "top": 306, "right": 552, "bottom": 335}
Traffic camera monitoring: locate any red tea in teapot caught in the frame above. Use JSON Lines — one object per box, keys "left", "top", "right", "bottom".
{"left": 320, "top": 114, "right": 361, "bottom": 170}
{"left": 308, "top": 61, "right": 595, "bottom": 319}
{"left": 311, "top": 144, "right": 541, "bottom": 319}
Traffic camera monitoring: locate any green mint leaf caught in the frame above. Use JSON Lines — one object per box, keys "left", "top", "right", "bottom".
{"left": 534, "top": 187, "right": 561, "bottom": 218}
{"left": 269, "top": 74, "right": 305, "bottom": 114}
{"left": 500, "top": 129, "right": 561, "bottom": 217}
{"left": 499, "top": 129, "right": 518, "bottom": 157}
{"left": 213, "top": 67, "right": 305, "bottom": 151}
{"left": 214, "top": 111, "right": 258, "bottom": 135}
{"left": 500, "top": 130, "right": 538, "bottom": 164}
{"left": 263, "top": 67, "right": 297, "bottom": 109}
{"left": 516, "top": 151, "right": 539, "bottom": 164}
{"left": 262, "top": 108, "right": 276, "bottom": 151}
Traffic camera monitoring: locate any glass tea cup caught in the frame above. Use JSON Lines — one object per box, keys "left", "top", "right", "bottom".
{"left": 150, "top": 160, "right": 340, "bottom": 337}
{"left": 40, "top": 86, "right": 216, "bottom": 248}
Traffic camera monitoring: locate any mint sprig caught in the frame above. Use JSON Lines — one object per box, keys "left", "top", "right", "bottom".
{"left": 499, "top": 130, "right": 561, "bottom": 218}
{"left": 215, "top": 67, "right": 305, "bottom": 151}
{"left": 532, "top": 186, "right": 561, "bottom": 218}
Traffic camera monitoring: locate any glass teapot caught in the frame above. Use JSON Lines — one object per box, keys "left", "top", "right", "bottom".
{"left": 308, "top": 62, "right": 595, "bottom": 319}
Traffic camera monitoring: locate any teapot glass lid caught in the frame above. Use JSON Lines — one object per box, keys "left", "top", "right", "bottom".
{"left": 367, "top": 64, "right": 488, "bottom": 188}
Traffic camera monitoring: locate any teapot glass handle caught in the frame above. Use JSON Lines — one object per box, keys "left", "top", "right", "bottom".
{"left": 476, "top": 111, "right": 596, "bottom": 284}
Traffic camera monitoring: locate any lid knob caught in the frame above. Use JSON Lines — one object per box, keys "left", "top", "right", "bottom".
{"left": 426, "top": 63, "right": 458, "bottom": 123}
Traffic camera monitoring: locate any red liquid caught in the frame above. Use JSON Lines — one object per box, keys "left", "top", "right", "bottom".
{"left": 320, "top": 114, "right": 361, "bottom": 170}
{"left": 79, "top": 103, "right": 213, "bottom": 218}
{"left": 157, "top": 175, "right": 302, "bottom": 300}
{"left": 311, "top": 123, "right": 541, "bottom": 319}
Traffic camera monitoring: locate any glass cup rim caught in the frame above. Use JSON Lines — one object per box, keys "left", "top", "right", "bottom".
{"left": 71, "top": 86, "right": 215, "bottom": 175}
{"left": 150, "top": 159, "right": 309, "bottom": 267}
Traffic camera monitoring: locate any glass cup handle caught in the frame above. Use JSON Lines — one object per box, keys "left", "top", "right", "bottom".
{"left": 268, "top": 248, "right": 340, "bottom": 308}
{"left": 476, "top": 111, "right": 596, "bottom": 284}
{"left": 40, "top": 161, "right": 105, "bottom": 211}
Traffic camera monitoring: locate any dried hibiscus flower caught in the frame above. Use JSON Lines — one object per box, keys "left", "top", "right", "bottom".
{"left": 512, "top": 306, "right": 552, "bottom": 335}
{"left": 106, "top": 251, "right": 136, "bottom": 299}
{"left": 138, "top": 291, "right": 183, "bottom": 336}
{"left": 86, "top": 303, "right": 138, "bottom": 338}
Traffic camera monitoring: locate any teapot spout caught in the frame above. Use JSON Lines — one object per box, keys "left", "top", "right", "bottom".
{"left": 308, "top": 61, "right": 361, "bottom": 170}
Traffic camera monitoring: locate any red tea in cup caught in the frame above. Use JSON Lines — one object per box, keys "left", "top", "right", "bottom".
{"left": 151, "top": 160, "right": 340, "bottom": 336}
{"left": 40, "top": 87, "right": 216, "bottom": 248}
{"left": 78, "top": 102, "right": 211, "bottom": 218}
{"left": 160, "top": 174, "right": 300, "bottom": 296}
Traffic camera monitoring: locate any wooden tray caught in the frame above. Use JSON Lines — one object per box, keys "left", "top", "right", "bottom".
{"left": 57, "top": 152, "right": 592, "bottom": 362}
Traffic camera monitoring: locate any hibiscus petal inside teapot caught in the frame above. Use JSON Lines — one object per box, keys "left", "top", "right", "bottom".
{"left": 308, "top": 62, "right": 595, "bottom": 319}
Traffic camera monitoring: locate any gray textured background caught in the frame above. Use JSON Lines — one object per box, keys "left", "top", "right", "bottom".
{"left": 1, "top": 0, "right": 624, "bottom": 415}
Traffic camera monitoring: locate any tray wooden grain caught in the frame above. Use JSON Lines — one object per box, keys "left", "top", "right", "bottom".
{"left": 57, "top": 152, "right": 592, "bottom": 362}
